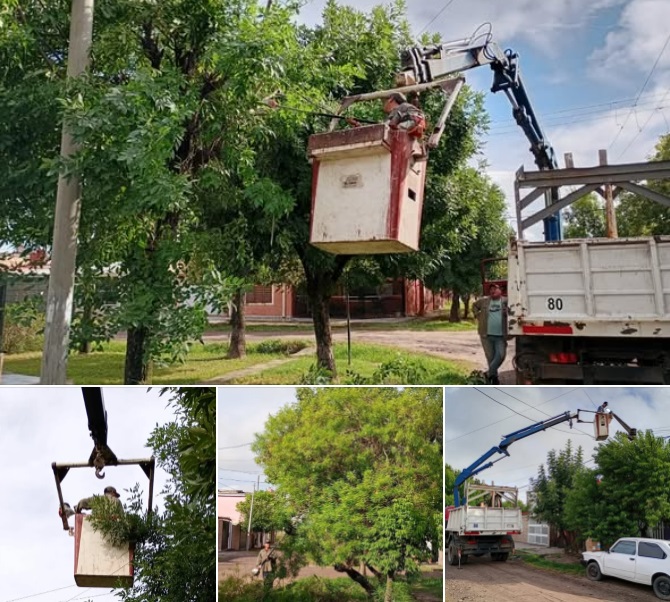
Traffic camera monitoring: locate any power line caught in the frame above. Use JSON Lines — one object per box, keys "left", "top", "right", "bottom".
{"left": 4, "top": 585, "right": 76, "bottom": 602}
{"left": 418, "top": 0, "right": 458, "bottom": 36}
{"left": 609, "top": 32, "right": 670, "bottom": 151}
{"left": 218, "top": 442, "right": 253, "bottom": 450}
{"left": 473, "top": 388, "right": 590, "bottom": 437}
{"left": 494, "top": 388, "right": 592, "bottom": 438}
{"left": 616, "top": 88, "right": 670, "bottom": 160}
{"left": 445, "top": 387, "right": 579, "bottom": 443}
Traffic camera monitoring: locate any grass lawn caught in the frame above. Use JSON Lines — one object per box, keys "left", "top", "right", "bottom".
{"left": 411, "top": 576, "right": 443, "bottom": 600}
{"left": 230, "top": 342, "right": 471, "bottom": 385}
{"left": 2, "top": 340, "right": 294, "bottom": 385}
{"left": 3, "top": 340, "right": 470, "bottom": 385}
{"left": 207, "top": 314, "right": 477, "bottom": 334}
{"left": 515, "top": 551, "right": 584, "bottom": 576}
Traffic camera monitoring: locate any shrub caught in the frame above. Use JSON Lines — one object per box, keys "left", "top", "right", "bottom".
{"left": 254, "top": 339, "right": 309, "bottom": 356}
{"left": 2, "top": 297, "right": 45, "bottom": 354}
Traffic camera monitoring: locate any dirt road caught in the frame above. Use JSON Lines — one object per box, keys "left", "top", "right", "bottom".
{"left": 204, "top": 328, "right": 516, "bottom": 383}
{"left": 445, "top": 556, "right": 657, "bottom": 602}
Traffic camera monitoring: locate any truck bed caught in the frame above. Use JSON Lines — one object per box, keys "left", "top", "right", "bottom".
{"left": 446, "top": 506, "right": 522, "bottom": 535}
{"left": 508, "top": 237, "right": 670, "bottom": 338}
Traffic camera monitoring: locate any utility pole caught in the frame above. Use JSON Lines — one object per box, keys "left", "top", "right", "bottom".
{"left": 599, "top": 149, "right": 618, "bottom": 238}
{"left": 246, "top": 475, "right": 260, "bottom": 551}
{"left": 41, "top": 0, "right": 95, "bottom": 384}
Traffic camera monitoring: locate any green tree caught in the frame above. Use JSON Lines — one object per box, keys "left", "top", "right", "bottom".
{"left": 255, "top": 0, "right": 489, "bottom": 376}
{"left": 563, "top": 194, "right": 606, "bottom": 239}
{"left": 253, "top": 387, "right": 442, "bottom": 600}
{"left": 445, "top": 464, "right": 457, "bottom": 506}
{"left": 617, "top": 134, "right": 670, "bottom": 236}
{"left": 89, "top": 387, "right": 215, "bottom": 602}
{"left": 236, "top": 489, "right": 294, "bottom": 534}
{"left": 565, "top": 431, "right": 670, "bottom": 548}
{"left": 530, "top": 440, "right": 584, "bottom": 549}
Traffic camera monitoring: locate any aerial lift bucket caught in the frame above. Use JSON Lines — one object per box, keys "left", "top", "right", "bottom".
{"left": 307, "top": 78, "right": 463, "bottom": 255}
{"left": 594, "top": 412, "right": 610, "bottom": 441}
{"left": 52, "top": 387, "right": 155, "bottom": 588}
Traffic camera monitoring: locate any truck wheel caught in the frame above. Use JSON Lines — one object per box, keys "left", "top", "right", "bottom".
{"left": 498, "top": 553, "right": 509, "bottom": 562}
{"left": 653, "top": 574, "right": 670, "bottom": 600}
{"left": 448, "top": 544, "right": 460, "bottom": 566}
{"left": 491, "top": 553, "right": 500, "bottom": 561}
{"left": 586, "top": 561, "right": 603, "bottom": 581}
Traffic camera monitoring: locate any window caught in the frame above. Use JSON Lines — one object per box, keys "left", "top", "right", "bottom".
{"left": 639, "top": 542, "right": 667, "bottom": 559}
{"left": 246, "top": 285, "right": 273, "bottom": 304}
{"left": 611, "top": 540, "right": 637, "bottom": 555}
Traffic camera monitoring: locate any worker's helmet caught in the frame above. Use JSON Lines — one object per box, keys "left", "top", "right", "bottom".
{"left": 104, "top": 486, "right": 121, "bottom": 498}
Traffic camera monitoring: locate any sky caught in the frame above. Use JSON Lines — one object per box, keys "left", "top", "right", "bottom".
{"left": 444, "top": 386, "right": 670, "bottom": 502}
{"left": 0, "top": 387, "right": 178, "bottom": 602}
{"left": 298, "top": 0, "right": 670, "bottom": 239}
{"left": 217, "top": 387, "right": 299, "bottom": 494}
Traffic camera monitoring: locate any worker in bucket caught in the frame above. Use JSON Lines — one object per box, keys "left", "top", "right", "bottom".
{"left": 74, "top": 485, "right": 123, "bottom": 513}
{"left": 473, "top": 284, "right": 509, "bottom": 384}
{"left": 383, "top": 92, "right": 426, "bottom": 139}
{"left": 255, "top": 540, "right": 278, "bottom": 590}
{"left": 597, "top": 401, "right": 611, "bottom": 414}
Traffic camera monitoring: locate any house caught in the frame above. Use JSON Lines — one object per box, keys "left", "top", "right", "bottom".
{"left": 0, "top": 250, "right": 49, "bottom": 304}
{"left": 218, "top": 490, "right": 246, "bottom": 551}
{"left": 244, "top": 279, "right": 448, "bottom": 320}
{"left": 218, "top": 489, "right": 277, "bottom": 551}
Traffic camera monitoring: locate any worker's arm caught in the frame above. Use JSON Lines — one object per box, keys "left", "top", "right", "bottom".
{"left": 472, "top": 298, "right": 482, "bottom": 319}
{"left": 75, "top": 496, "right": 96, "bottom": 513}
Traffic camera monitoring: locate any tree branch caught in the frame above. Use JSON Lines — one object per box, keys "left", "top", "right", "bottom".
{"left": 333, "top": 564, "right": 374, "bottom": 595}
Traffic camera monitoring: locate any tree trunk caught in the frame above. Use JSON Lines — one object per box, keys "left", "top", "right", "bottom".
{"left": 308, "top": 288, "right": 336, "bottom": 376}
{"left": 333, "top": 564, "right": 374, "bottom": 596}
{"left": 384, "top": 573, "right": 394, "bottom": 602}
{"left": 124, "top": 326, "right": 153, "bottom": 384}
{"left": 463, "top": 294, "right": 471, "bottom": 320}
{"left": 449, "top": 291, "right": 461, "bottom": 322}
{"left": 226, "top": 289, "right": 246, "bottom": 359}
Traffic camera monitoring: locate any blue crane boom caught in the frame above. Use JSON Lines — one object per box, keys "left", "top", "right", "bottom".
{"left": 453, "top": 411, "right": 579, "bottom": 506}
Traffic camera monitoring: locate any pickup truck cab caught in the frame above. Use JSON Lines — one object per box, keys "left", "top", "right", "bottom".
{"left": 583, "top": 537, "right": 670, "bottom": 600}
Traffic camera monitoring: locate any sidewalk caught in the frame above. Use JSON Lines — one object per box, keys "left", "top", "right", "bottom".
{"left": 0, "top": 372, "right": 40, "bottom": 384}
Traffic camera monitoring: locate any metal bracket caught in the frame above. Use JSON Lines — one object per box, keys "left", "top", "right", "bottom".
{"left": 52, "top": 456, "right": 156, "bottom": 531}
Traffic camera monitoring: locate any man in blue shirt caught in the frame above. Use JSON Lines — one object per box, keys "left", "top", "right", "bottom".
{"left": 473, "top": 284, "right": 508, "bottom": 384}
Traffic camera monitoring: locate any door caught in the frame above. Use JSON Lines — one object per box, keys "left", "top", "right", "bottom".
{"left": 635, "top": 541, "right": 669, "bottom": 585}
{"left": 604, "top": 539, "right": 637, "bottom": 580}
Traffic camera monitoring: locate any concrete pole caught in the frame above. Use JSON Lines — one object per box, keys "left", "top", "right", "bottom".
{"left": 599, "top": 149, "right": 618, "bottom": 238}
{"left": 246, "top": 476, "right": 259, "bottom": 551}
{"left": 41, "top": 0, "right": 95, "bottom": 384}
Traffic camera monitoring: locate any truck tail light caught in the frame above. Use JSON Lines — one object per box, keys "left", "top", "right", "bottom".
{"left": 548, "top": 352, "right": 578, "bottom": 364}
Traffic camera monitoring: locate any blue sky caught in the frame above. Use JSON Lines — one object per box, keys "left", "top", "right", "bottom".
{"left": 444, "top": 386, "right": 668, "bottom": 500}
{"left": 298, "top": 0, "right": 670, "bottom": 237}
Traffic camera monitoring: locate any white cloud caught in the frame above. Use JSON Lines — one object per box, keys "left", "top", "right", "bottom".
{"left": 589, "top": 0, "right": 670, "bottom": 82}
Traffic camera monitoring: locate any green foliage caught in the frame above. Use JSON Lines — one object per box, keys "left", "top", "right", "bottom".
{"left": 1, "top": 296, "right": 45, "bottom": 354}
{"left": 564, "top": 431, "right": 670, "bottom": 547}
{"left": 531, "top": 440, "right": 584, "bottom": 537}
{"left": 219, "top": 576, "right": 370, "bottom": 602}
{"left": 516, "top": 551, "right": 583, "bottom": 576}
{"left": 618, "top": 133, "right": 670, "bottom": 236}
{"left": 252, "top": 388, "right": 442, "bottom": 592}
{"left": 254, "top": 339, "right": 308, "bottom": 355}
{"left": 87, "top": 485, "right": 155, "bottom": 548}
{"left": 563, "top": 194, "right": 606, "bottom": 239}
{"left": 445, "top": 464, "right": 457, "bottom": 506}
{"left": 342, "top": 355, "right": 428, "bottom": 384}
{"left": 299, "top": 363, "right": 334, "bottom": 384}
{"left": 236, "top": 490, "right": 294, "bottom": 534}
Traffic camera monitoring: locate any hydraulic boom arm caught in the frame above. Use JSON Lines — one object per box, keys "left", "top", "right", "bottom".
{"left": 453, "top": 411, "right": 580, "bottom": 506}
{"left": 398, "top": 32, "right": 561, "bottom": 240}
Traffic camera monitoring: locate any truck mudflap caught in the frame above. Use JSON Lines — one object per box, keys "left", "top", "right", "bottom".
{"left": 451, "top": 534, "right": 516, "bottom": 555}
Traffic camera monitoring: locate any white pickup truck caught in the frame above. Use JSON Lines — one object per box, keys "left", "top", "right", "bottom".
{"left": 446, "top": 484, "right": 521, "bottom": 567}
{"left": 583, "top": 537, "right": 670, "bottom": 600}
{"left": 505, "top": 236, "right": 670, "bottom": 384}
